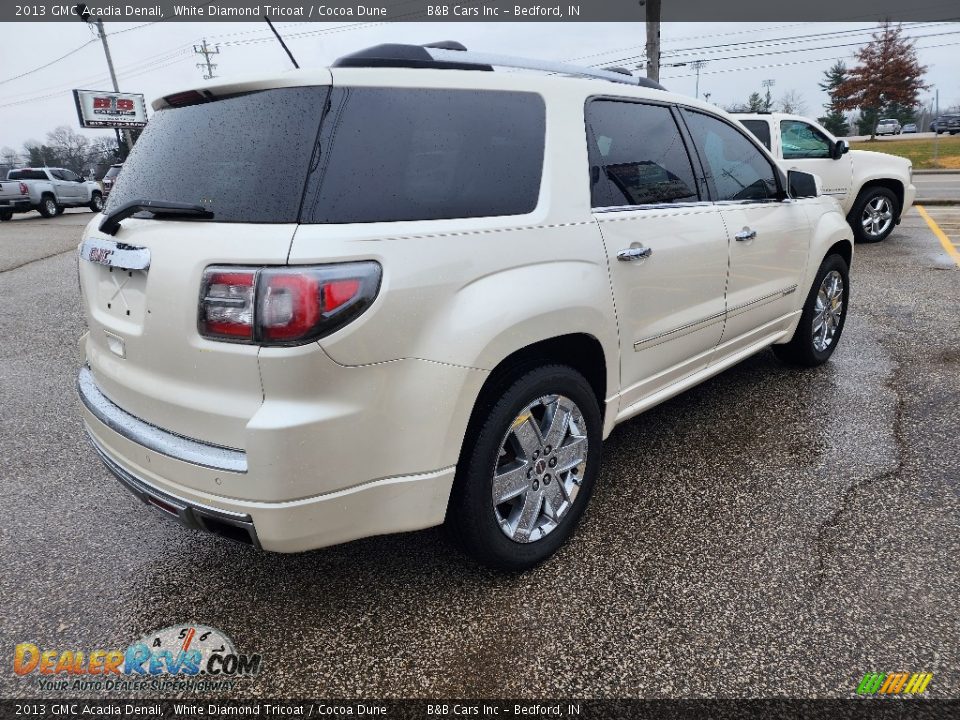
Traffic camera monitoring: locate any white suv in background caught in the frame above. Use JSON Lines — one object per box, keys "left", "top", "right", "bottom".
{"left": 77, "top": 44, "right": 853, "bottom": 570}
{"left": 736, "top": 112, "right": 915, "bottom": 243}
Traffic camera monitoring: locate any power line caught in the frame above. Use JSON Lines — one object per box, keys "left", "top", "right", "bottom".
{"left": 588, "top": 21, "right": 958, "bottom": 68}
{"left": 593, "top": 27, "right": 960, "bottom": 72}
{"left": 0, "top": 40, "right": 96, "bottom": 86}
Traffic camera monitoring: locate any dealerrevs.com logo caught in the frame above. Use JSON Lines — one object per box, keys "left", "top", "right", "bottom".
{"left": 856, "top": 672, "right": 934, "bottom": 695}
{"left": 14, "top": 624, "right": 261, "bottom": 692}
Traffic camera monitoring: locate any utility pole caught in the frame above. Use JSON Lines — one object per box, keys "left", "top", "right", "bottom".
{"left": 643, "top": 0, "right": 661, "bottom": 83}
{"left": 194, "top": 39, "right": 220, "bottom": 80}
{"left": 74, "top": 4, "right": 132, "bottom": 158}
{"left": 762, "top": 78, "right": 776, "bottom": 111}
{"left": 690, "top": 59, "right": 707, "bottom": 99}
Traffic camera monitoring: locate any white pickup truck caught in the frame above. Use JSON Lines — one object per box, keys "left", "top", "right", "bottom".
{"left": 734, "top": 113, "right": 916, "bottom": 243}
{"left": 5, "top": 167, "right": 105, "bottom": 219}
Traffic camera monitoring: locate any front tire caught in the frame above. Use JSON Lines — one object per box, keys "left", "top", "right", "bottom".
{"left": 773, "top": 253, "right": 849, "bottom": 367}
{"left": 848, "top": 186, "right": 898, "bottom": 243}
{"left": 89, "top": 192, "right": 103, "bottom": 213}
{"left": 38, "top": 195, "right": 59, "bottom": 218}
{"left": 0, "top": 211, "right": 12, "bottom": 221}
{"left": 447, "top": 364, "right": 602, "bottom": 571}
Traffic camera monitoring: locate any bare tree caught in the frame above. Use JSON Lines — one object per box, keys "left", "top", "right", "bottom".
{"left": 45, "top": 126, "right": 91, "bottom": 174}
{"left": 777, "top": 90, "right": 808, "bottom": 115}
{"left": 0, "top": 146, "right": 20, "bottom": 167}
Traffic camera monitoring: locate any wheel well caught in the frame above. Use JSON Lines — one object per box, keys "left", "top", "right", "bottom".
{"left": 826, "top": 239, "right": 852, "bottom": 269}
{"left": 858, "top": 179, "right": 904, "bottom": 219}
{"left": 461, "top": 334, "right": 608, "bottom": 456}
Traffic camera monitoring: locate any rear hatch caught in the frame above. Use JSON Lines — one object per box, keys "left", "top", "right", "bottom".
{"left": 79, "top": 83, "right": 331, "bottom": 450}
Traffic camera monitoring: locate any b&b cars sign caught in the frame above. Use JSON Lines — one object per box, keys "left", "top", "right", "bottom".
{"left": 73, "top": 89, "right": 148, "bottom": 129}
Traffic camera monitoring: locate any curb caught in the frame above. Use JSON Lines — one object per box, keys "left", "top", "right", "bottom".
{"left": 914, "top": 199, "right": 958, "bottom": 206}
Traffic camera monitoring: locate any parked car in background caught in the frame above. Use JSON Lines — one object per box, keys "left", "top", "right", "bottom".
{"left": 929, "top": 115, "right": 960, "bottom": 134}
{"left": 6, "top": 167, "right": 104, "bottom": 217}
{"left": 0, "top": 178, "right": 31, "bottom": 221}
{"left": 875, "top": 119, "right": 901, "bottom": 136}
{"left": 77, "top": 44, "right": 854, "bottom": 570}
{"left": 101, "top": 163, "right": 123, "bottom": 198}
{"left": 901, "top": 123, "right": 917, "bottom": 134}
{"left": 736, "top": 112, "right": 915, "bottom": 243}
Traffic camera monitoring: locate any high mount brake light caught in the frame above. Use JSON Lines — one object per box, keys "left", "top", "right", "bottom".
{"left": 199, "top": 262, "right": 381, "bottom": 346}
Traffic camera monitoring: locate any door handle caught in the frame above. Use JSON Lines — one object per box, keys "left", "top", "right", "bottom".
{"left": 735, "top": 227, "right": 757, "bottom": 242}
{"left": 617, "top": 246, "right": 653, "bottom": 262}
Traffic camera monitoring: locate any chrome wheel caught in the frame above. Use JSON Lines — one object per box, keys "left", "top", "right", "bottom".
{"left": 44, "top": 199, "right": 57, "bottom": 215}
{"left": 492, "top": 394, "right": 588, "bottom": 543}
{"left": 861, "top": 196, "right": 893, "bottom": 238}
{"left": 813, "top": 270, "right": 844, "bottom": 352}
{"left": 92, "top": 194, "right": 104, "bottom": 211}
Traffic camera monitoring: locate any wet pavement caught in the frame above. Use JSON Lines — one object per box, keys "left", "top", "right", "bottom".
{"left": 1, "top": 206, "right": 957, "bottom": 699}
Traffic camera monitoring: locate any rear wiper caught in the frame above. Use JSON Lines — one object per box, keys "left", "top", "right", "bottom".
{"left": 99, "top": 199, "right": 213, "bottom": 236}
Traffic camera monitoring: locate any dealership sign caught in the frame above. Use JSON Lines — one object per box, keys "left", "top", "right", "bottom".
{"left": 73, "top": 89, "right": 148, "bottom": 129}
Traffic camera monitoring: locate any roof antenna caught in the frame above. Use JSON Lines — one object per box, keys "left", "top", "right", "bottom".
{"left": 264, "top": 16, "right": 300, "bottom": 69}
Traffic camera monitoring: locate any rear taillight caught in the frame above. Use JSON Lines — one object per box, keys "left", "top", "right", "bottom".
{"left": 19, "top": 182, "right": 28, "bottom": 195}
{"left": 199, "top": 262, "right": 381, "bottom": 345}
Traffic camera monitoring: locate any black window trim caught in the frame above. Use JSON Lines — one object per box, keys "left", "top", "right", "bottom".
{"left": 584, "top": 94, "right": 709, "bottom": 213}
{"left": 676, "top": 106, "right": 789, "bottom": 206}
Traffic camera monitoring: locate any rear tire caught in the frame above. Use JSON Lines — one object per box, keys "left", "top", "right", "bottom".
{"left": 55, "top": 205, "right": 65, "bottom": 216}
{"left": 447, "top": 364, "right": 602, "bottom": 571}
{"left": 0, "top": 211, "right": 12, "bottom": 221}
{"left": 89, "top": 192, "right": 103, "bottom": 213}
{"left": 773, "top": 253, "right": 849, "bottom": 367}
{"left": 38, "top": 195, "right": 59, "bottom": 218}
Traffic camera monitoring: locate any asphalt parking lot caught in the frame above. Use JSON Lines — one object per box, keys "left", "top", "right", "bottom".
{"left": 0, "top": 204, "right": 958, "bottom": 700}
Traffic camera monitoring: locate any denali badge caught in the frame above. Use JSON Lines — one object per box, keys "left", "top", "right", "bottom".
{"left": 80, "top": 237, "right": 150, "bottom": 271}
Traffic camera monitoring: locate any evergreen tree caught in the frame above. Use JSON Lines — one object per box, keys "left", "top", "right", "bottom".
{"left": 818, "top": 61, "right": 850, "bottom": 136}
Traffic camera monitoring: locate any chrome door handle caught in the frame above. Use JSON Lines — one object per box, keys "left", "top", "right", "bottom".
{"left": 617, "top": 246, "right": 653, "bottom": 262}
{"left": 735, "top": 228, "right": 757, "bottom": 242}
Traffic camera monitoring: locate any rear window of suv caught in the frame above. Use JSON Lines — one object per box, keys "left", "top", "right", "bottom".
{"left": 108, "top": 85, "right": 545, "bottom": 226}
{"left": 106, "top": 87, "right": 330, "bottom": 223}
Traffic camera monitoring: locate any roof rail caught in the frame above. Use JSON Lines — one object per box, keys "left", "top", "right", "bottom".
{"left": 333, "top": 43, "right": 666, "bottom": 90}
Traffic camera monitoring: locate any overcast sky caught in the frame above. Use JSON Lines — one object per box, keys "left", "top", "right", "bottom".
{"left": 2, "top": 20, "right": 959, "bottom": 152}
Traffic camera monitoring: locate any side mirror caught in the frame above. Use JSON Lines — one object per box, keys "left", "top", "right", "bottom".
{"left": 788, "top": 169, "right": 819, "bottom": 199}
{"left": 832, "top": 139, "right": 849, "bottom": 160}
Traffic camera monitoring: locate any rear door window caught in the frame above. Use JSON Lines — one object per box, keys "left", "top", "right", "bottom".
{"left": 301, "top": 88, "right": 545, "bottom": 223}
{"left": 585, "top": 99, "right": 699, "bottom": 208}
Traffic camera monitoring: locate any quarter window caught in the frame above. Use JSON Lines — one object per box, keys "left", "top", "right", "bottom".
{"left": 780, "top": 120, "right": 832, "bottom": 159}
{"left": 739, "top": 119, "right": 771, "bottom": 150}
{"left": 586, "top": 100, "right": 699, "bottom": 208}
{"left": 301, "top": 88, "right": 545, "bottom": 223}
{"left": 681, "top": 110, "right": 779, "bottom": 202}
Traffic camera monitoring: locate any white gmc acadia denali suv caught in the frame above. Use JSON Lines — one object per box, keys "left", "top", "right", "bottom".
{"left": 77, "top": 43, "right": 854, "bottom": 570}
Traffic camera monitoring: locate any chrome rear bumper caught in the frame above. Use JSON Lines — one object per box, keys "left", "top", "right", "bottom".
{"left": 77, "top": 365, "right": 247, "bottom": 473}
